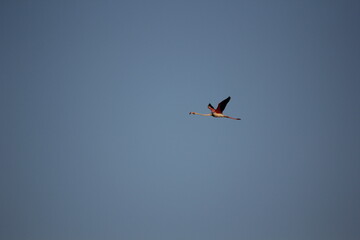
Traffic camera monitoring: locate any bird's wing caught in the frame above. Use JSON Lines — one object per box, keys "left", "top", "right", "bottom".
{"left": 216, "top": 96, "right": 231, "bottom": 113}
{"left": 208, "top": 103, "right": 216, "bottom": 113}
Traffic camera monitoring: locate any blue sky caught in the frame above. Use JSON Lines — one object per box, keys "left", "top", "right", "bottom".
{"left": 1, "top": 0, "right": 360, "bottom": 239}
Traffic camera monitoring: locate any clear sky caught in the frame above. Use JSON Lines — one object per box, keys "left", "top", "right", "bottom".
{"left": 1, "top": 0, "right": 360, "bottom": 239}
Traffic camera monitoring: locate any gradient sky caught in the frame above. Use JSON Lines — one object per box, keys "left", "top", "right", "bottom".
{"left": 1, "top": 0, "right": 360, "bottom": 239}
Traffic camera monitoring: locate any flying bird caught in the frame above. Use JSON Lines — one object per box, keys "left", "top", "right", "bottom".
{"left": 189, "top": 96, "right": 241, "bottom": 120}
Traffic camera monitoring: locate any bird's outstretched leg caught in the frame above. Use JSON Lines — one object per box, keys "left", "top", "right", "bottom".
{"left": 224, "top": 116, "right": 241, "bottom": 120}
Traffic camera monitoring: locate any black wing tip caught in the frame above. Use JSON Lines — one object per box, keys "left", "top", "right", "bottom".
{"left": 222, "top": 96, "right": 231, "bottom": 101}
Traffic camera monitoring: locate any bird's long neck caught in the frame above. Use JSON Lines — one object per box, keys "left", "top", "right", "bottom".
{"left": 192, "top": 112, "right": 212, "bottom": 117}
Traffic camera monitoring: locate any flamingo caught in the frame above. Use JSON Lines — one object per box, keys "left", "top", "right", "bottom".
{"left": 189, "top": 96, "right": 241, "bottom": 120}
